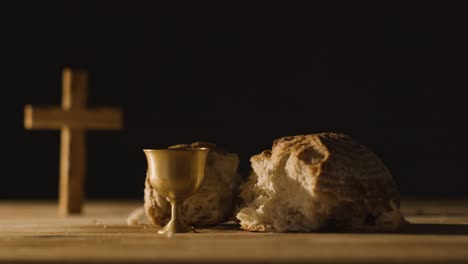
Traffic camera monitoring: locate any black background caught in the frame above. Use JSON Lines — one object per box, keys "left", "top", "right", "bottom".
{"left": 1, "top": 1, "right": 467, "bottom": 199}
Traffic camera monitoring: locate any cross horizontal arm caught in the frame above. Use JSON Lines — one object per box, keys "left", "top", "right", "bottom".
{"left": 24, "top": 105, "right": 122, "bottom": 130}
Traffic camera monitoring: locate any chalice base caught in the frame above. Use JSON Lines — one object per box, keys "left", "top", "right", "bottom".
{"left": 158, "top": 219, "right": 195, "bottom": 234}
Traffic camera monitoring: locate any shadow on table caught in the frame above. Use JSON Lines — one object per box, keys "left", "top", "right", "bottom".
{"left": 197, "top": 221, "right": 243, "bottom": 233}
{"left": 198, "top": 222, "right": 468, "bottom": 235}
{"left": 401, "top": 222, "right": 468, "bottom": 235}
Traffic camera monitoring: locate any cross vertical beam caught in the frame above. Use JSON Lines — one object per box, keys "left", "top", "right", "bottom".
{"left": 59, "top": 69, "right": 87, "bottom": 215}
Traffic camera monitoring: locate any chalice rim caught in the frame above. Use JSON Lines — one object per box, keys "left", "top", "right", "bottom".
{"left": 143, "top": 147, "right": 209, "bottom": 152}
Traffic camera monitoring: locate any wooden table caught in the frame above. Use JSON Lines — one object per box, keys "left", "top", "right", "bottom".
{"left": 1, "top": 199, "right": 467, "bottom": 264}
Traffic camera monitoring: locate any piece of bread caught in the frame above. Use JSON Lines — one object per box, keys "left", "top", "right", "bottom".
{"left": 144, "top": 142, "right": 241, "bottom": 226}
{"left": 236, "top": 133, "right": 404, "bottom": 232}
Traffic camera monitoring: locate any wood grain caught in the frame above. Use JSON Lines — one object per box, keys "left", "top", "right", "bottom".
{"left": 0, "top": 199, "right": 467, "bottom": 264}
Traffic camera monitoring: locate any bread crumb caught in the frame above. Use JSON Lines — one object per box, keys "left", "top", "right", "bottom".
{"left": 126, "top": 207, "right": 145, "bottom": 226}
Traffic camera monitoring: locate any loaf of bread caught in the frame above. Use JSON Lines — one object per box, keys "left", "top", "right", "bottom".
{"left": 236, "top": 133, "right": 404, "bottom": 232}
{"left": 144, "top": 142, "right": 241, "bottom": 226}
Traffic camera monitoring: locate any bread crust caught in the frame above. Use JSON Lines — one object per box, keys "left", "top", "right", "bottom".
{"left": 237, "top": 133, "right": 403, "bottom": 232}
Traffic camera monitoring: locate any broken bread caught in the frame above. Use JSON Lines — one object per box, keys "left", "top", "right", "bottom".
{"left": 237, "top": 133, "right": 404, "bottom": 232}
{"left": 144, "top": 142, "right": 241, "bottom": 226}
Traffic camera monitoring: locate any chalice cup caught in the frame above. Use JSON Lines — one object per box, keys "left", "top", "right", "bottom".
{"left": 143, "top": 148, "right": 209, "bottom": 234}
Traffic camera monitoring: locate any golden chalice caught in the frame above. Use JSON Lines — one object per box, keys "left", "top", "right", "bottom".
{"left": 143, "top": 148, "right": 209, "bottom": 234}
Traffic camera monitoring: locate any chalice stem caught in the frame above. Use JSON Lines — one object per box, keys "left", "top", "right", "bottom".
{"left": 158, "top": 199, "right": 194, "bottom": 234}
{"left": 171, "top": 200, "right": 182, "bottom": 223}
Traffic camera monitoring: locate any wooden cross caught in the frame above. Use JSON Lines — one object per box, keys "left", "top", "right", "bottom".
{"left": 24, "top": 68, "right": 122, "bottom": 216}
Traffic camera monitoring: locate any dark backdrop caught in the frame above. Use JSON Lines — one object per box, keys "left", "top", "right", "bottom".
{"left": 1, "top": 1, "right": 467, "bottom": 199}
